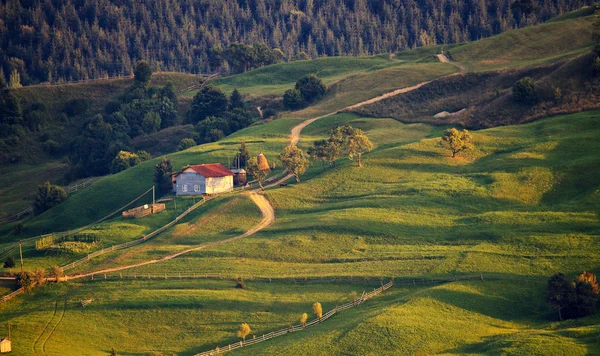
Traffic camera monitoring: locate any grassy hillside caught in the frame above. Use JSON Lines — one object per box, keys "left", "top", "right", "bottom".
{"left": 448, "top": 11, "right": 595, "bottom": 71}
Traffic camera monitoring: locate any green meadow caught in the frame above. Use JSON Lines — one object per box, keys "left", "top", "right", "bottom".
{"left": 1, "top": 8, "right": 600, "bottom": 355}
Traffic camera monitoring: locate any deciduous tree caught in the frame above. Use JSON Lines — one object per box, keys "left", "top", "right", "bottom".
{"left": 134, "top": 61, "right": 152, "bottom": 87}
{"left": 33, "top": 182, "right": 67, "bottom": 215}
{"left": 237, "top": 323, "right": 252, "bottom": 341}
{"left": 347, "top": 130, "right": 374, "bottom": 167}
{"left": 313, "top": 302, "right": 323, "bottom": 319}
{"left": 246, "top": 157, "right": 268, "bottom": 190}
{"left": 189, "top": 85, "right": 228, "bottom": 123}
{"left": 300, "top": 313, "right": 308, "bottom": 326}
{"left": 295, "top": 75, "right": 326, "bottom": 103}
{"left": 279, "top": 146, "right": 310, "bottom": 182}
{"left": 441, "top": 128, "right": 474, "bottom": 158}
{"left": 547, "top": 273, "right": 576, "bottom": 321}
{"left": 512, "top": 77, "right": 538, "bottom": 103}
{"left": 308, "top": 140, "right": 329, "bottom": 171}
{"left": 283, "top": 89, "right": 304, "bottom": 109}
{"left": 178, "top": 138, "right": 197, "bottom": 151}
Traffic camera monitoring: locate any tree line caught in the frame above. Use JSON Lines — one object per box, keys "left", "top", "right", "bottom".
{"left": 0, "top": 0, "right": 592, "bottom": 85}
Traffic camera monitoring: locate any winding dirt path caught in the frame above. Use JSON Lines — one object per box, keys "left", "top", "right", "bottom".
{"left": 65, "top": 63, "right": 464, "bottom": 279}
{"left": 66, "top": 192, "right": 272, "bottom": 280}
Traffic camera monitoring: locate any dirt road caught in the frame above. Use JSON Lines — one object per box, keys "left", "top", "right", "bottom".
{"left": 66, "top": 192, "right": 273, "bottom": 280}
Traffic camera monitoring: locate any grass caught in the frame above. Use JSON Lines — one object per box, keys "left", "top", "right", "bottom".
{"left": 121, "top": 111, "right": 600, "bottom": 281}
{"left": 448, "top": 14, "right": 595, "bottom": 71}
{"left": 184, "top": 55, "right": 403, "bottom": 98}
{"left": 0, "top": 279, "right": 375, "bottom": 355}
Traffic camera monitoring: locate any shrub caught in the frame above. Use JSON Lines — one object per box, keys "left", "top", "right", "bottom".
{"left": 16, "top": 271, "right": 34, "bottom": 291}
{"left": 235, "top": 277, "right": 246, "bottom": 289}
{"left": 283, "top": 89, "right": 304, "bottom": 109}
{"left": 63, "top": 98, "right": 89, "bottom": 117}
{"left": 3, "top": 256, "right": 15, "bottom": 273}
{"left": 512, "top": 77, "right": 539, "bottom": 103}
{"left": 178, "top": 138, "right": 197, "bottom": 151}
{"left": 295, "top": 75, "right": 326, "bottom": 103}
{"left": 33, "top": 182, "right": 67, "bottom": 215}
{"left": 42, "top": 140, "right": 60, "bottom": 155}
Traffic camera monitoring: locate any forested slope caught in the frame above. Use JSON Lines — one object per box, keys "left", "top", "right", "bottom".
{"left": 0, "top": 0, "right": 593, "bottom": 84}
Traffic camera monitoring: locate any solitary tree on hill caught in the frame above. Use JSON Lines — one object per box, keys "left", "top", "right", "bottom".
{"left": 295, "top": 75, "right": 326, "bottom": 103}
{"left": 313, "top": 302, "right": 323, "bottom": 319}
{"left": 441, "top": 128, "right": 474, "bottom": 158}
{"left": 3, "top": 256, "right": 15, "bottom": 274}
{"left": 237, "top": 323, "right": 252, "bottom": 342}
{"left": 33, "top": 182, "right": 67, "bottom": 215}
{"left": 300, "top": 313, "right": 308, "bottom": 327}
{"left": 347, "top": 130, "right": 374, "bottom": 168}
{"left": 154, "top": 157, "right": 173, "bottom": 195}
{"left": 279, "top": 145, "right": 310, "bottom": 182}
{"left": 576, "top": 271, "right": 599, "bottom": 294}
{"left": 547, "top": 273, "right": 575, "bottom": 321}
{"left": 134, "top": 60, "right": 152, "bottom": 87}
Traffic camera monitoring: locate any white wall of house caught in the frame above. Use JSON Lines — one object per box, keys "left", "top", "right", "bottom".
{"left": 174, "top": 168, "right": 233, "bottom": 196}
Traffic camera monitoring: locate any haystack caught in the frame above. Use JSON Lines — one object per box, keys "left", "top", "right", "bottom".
{"left": 257, "top": 153, "right": 271, "bottom": 171}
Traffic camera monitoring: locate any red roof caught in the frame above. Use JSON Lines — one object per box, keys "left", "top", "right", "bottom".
{"left": 186, "top": 163, "right": 234, "bottom": 178}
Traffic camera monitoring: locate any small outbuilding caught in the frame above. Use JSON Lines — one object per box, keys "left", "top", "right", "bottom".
{"left": 173, "top": 163, "right": 234, "bottom": 196}
{"left": 0, "top": 338, "right": 11, "bottom": 353}
{"left": 231, "top": 168, "right": 247, "bottom": 186}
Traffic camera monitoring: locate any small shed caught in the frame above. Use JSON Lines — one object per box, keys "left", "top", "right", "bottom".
{"left": 0, "top": 338, "right": 11, "bottom": 353}
{"left": 173, "top": 163, "right": 234, "bottom": 196}
{"left": 257, "top": 153, "right": 271, "bottom": 172}
{"left": 231, "top": 169, "right": 247, "bottom": 186}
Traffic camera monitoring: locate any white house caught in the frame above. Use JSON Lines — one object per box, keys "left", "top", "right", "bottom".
{"left": 173, "top": 164, "right": 234, "bottom": 196}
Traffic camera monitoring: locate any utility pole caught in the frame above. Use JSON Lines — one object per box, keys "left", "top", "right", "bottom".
{"left": 8, "top": 323, "right": 10, "bottom": 340}
{"left": 152, "top": 185, "right": 155, "bottom": 206}
{"left": 19, "top": 242, "right": 23, "bottom": 274}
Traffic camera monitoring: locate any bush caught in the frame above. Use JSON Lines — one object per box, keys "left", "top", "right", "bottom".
{"left": 235, "top": 277, "right": 246, "bottom": 289}
{"left": 295, "top": 75, "right": 326, "bottom": 103}
{"left": 42, "top": 140, "right": 60, "bottom": 155}
{"left": 283, "top": 89, "right": 304, "bottom": 109}
{"left": 33, "top": 182, "right": 67, "bottom": 215}
{"left": 178, "top": 138, "right": 197, "bottom": 151}
{"left": 512, "top": 77, "right": 539, "bottom": 104}
{"left": 63, "top": 98, "right": 89, "bottom": 117}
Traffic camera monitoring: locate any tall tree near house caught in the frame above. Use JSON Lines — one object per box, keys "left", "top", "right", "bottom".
{"left": 347, "top": 130, "right": 374, "bottom": 168}
{"left": 246, "top": 157, "right": 268, "bottom": 190}
{"left": 441, "top": 128, "right": 474, "bottom": 158}
{"left": 154, "top": 157, "right": 173, "bottom": 195}
{"left": 236, "top": 140, "right": 251, "bottom": 168}
{"left": 279, "top": 146, "right": 310, "bottom": 182}
{"left": 237, "top": 323, "right": 252, "bottom": 342}
{"left": 308, "top": 140, "right": 329, "bottom": 171}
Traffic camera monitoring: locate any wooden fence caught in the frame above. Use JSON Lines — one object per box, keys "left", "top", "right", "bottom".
{"left": 194, "top": 280, "right": 394, "bottom": 356}
{"left": 0, "top": 187, "right": 154, "bottom": 261}
{"left": 0, "top": 287, "right": 24, "bottom": 304}
{"left": 61, "top": 197, "right": 210, "bottom": 271}
{"left": 0, "top": 176, "right": 103, "bottom": 227}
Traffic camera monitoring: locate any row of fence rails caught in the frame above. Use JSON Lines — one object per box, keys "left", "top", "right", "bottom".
{"left": 194, "top": 280, "right": 394, "bottom": 356}
{"left": 62, "top": 196, "right": 211, "bottom": 272}
{"left": 0, "top": 186, "right": 155, "bottom": 261}
{"left": 0, "top": 206, "right": 33, "bottom": 227}
{"left": 0, "top": 287, "right": 24, "bottom": 303}
{"left": 0, "top": 173, "right": 101, "bottom": 228}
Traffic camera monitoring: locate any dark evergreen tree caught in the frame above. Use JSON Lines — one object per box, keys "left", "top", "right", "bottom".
{"left": 154, "top": 157, "right": 173, "bottom": 195}
{"left": 229, "top": 88, "right": 244, "bottom": 110}
{"left": 134, "top": 61, "right": 152, "bottom": 87}
{"left": 189, "top": 85, "right": 228, "bottom": 123}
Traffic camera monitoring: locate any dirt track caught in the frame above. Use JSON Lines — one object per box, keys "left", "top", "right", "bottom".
{"left": 66, "top": 60, "right": 464, "bottom": 279}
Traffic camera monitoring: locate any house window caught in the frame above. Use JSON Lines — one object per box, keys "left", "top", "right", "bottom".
{"left": 182, "top": 184, "right": 188, "bottom": 192}
{"left": 194, "top": 184, "right": 200, "bottom": 192}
